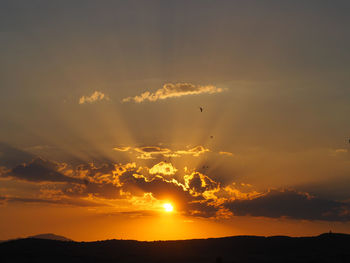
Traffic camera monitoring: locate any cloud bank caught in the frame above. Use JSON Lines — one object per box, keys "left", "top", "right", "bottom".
{"left": 1, "top": 150, "right": 350, "bottom": 221}
{"left": 122, "top": 83, "right": 223, "bottom": 103}
{"left": 224, "top": 189, "right": 350, "bottom": 221}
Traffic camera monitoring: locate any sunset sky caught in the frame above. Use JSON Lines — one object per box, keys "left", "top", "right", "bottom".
{"left": 1, "top": 0, "right": 350, "bottom": 241}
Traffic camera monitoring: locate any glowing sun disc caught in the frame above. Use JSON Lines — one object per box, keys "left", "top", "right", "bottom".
{"left": 163, "top": 203, "right": 174, "bottom": 212}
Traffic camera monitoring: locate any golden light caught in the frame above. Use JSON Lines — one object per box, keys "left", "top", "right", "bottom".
{"left": 163, "top": 203, "right": 174, "bottom": 212}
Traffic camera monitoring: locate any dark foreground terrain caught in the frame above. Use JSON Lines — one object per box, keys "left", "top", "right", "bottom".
{"left": 1, "top": 233, "right": 350, "bottom": 263}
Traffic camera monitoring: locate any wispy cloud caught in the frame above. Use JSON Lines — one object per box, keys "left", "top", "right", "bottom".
{"left": 329, "top": 148, "right": 348, "bottom": 156}
{"left": 113, "top": 146, "right": 131, "bottom": 152}
{"left": 79, "top": 91, "right": 109, "bottom": 104}
{"left": 122, "top": 83, "right": 224, "bottom": 103}
{"left": 0, "top": 194, "right": 107, "bottom": 207}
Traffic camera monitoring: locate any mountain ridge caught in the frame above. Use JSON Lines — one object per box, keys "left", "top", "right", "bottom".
{"left": 27, "top": 233, "right": 72, "bottom": 242}
{"left": 1, "top": 233, "right": 350, "bottom": 263}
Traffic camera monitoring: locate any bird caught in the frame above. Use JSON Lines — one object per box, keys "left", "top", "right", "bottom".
{"left": 210, "top": 135, "right": 214, "bottom": 139}
{"left": 199, "top": 107, "right": 203, "bottom": 112}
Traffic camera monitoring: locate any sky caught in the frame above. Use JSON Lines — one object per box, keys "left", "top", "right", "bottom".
{"left": 1, "top": 0, "right": 350, "bottom": 241}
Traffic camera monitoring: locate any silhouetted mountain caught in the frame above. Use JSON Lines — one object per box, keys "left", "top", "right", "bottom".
{"left": 1, "top": 233, "right": 350, "bottom": 263}
{"left": 27, "top": 233, "right": 72, "bottom": 242}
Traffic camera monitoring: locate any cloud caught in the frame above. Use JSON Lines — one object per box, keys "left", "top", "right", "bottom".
{"left": 224, "top": 189, "right": 350, "bottom": 221}
{"left": 4, "top": 148, "right": 348, "bottom": 221}
{"left": 149, "top": 162, "right": 178, "bottom": 176}
{"left": 113, "top": 146, "right": 131, "bottom": 152}
{"left": 0, "top": 142, "right": 35, "bottom": 168}
{"left": 4, "top": 158, "right": 82, "bottom": 183}
{"left": 68, "top": 161, "right": 219, "bottom": 215}
{"left": 184, "top": 172, "right": 219, "bottom": 196}
{"left": 186, "top": 201, "right": 222, "bottom": 218}
{"left": 0, "top": 195, "right": 106, "bottom": 207}
{"left": 114, "top": 145, "right": 210, "bottom": 159}
{"left": 79, "top": 91, "right": 109, "bottom": 104}
{"left": 134, "top": 146, "right": 172, "bottom": 159}
{"left": 215, "top": 183, "right": 261, "bottom": 201}
{"left": 122, "top": 83, "right": 224, "bottom": 103}
{"left": 329, "top": 148, "right": 348, "bottom": 156}
{"left": 219, "top": 151, "right": 234, "bottom": 157}
{"left": 119, "top": 172, "right": 193, "bottom": 204}
{"left": 175, "top": 146, "right": 210, "bottom": 157}
{"left": 0, "top": 152, "right": 235, "bottom": 215}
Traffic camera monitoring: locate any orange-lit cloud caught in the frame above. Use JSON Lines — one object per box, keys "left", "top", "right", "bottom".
{"left": 149, "top": 162, "right": 178, "bottom": 176}
{"left": 79, "top": 91, "right": 109, "bottom": 104}
{"left": 134, "top": 146, "right": 172, "bottom": 159}
{"left": 113, "top": 146, "right": 131, "bottom": 152}
{"left": 175, "top": 146, "right": 210, "bottom": 157}
{"left": 2, "top": 153, "right": 350, "bottom": 221}
{"left": 184, "top": 172, "right": 219, "bottom": 197}
{"left": 113, "top": 145, "right": 210, "bottom": 159}
{"left": 217, "top": 183, "right": 261, "bottom": 201}
{"left": 122, "top": 83, "right": 224, "bottom": 103}
{"left": 219, "top": 151, "right": 234, "bottom": 157}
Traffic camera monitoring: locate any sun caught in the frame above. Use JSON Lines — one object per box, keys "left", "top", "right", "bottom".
{"left": 163, "top": 203, "right": 174, "bottom": 212}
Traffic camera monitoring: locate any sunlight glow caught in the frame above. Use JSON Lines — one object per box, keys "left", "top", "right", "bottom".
{"left": 163, "top": 203, "right": 174, "bottom": 212}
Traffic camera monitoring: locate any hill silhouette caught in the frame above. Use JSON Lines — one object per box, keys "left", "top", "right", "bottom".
{"left": 27, "top": 233, "right": 72, "bottom": 242}
{"left": 1, "top": 233, "right": 350, "bottom": 263}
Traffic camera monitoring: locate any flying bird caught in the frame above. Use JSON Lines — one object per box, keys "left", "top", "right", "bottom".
{"left": 199, "top": 107, "right": 203, "bottom": 112}
{"left": 210, "top": 135, "right": 214, "bottom": 139}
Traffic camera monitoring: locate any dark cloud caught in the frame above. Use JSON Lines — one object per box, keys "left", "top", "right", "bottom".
{"left": 186, "top": 201, "right": 220, "bottom": 218}
{"left": 185, "top": 172, "right": 219, "bottom": 195}
{"left": 119, "top": 172, "right": 195, "bottom": 204}
{"left": 75, "top": 162, "right": 116, "bottom": 179}
{"left": 224, "top": 189, "right": 350, "bottom": 221}
{"left": 296, "top": 177, "right": 350, "bottom": 201}
{"left": 64, "top": 181, "right": 123, "bottom": 200}
{"left": 0, "top": 195, "right": 106, "bottom": 207}
{"left": 8, "top": 158, "right": 82, "bottom": 183}
{"left": 0, "top": 142, "right": 35, "bottom": 167}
